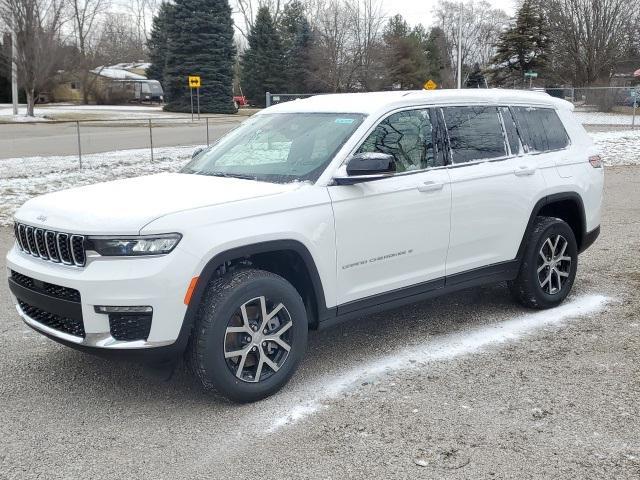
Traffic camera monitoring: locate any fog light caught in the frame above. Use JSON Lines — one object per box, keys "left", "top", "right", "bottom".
{"left": 94, "top": 306, "right": 153, "bottom": 314}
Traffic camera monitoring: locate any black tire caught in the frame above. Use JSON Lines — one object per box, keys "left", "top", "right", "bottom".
{"left": 186, "top": 268, "right": 308, "bottom": 402}
{"left": 509, "top": 216, "right": 578, "bottom": 309}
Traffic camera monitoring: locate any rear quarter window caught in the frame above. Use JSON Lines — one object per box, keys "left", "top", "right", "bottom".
{"left": 512, "top": 107, "right": 570, "bottom": 152}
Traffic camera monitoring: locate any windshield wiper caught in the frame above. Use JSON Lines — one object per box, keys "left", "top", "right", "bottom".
{"left": 205, "top": 172, "right": 257, "bottom": 180}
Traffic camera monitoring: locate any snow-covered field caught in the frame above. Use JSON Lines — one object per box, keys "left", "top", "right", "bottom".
{"left": 574, "top": 111, "right": 637, "bottom": 126}
{"left": 0, "top": 103, "right": 167, "bottom": 122}
{"left": 0, "top": 129, "right": 639, "bottom": 226}
{"left": 0, "top": 145, "right": 199, "bottom": 225}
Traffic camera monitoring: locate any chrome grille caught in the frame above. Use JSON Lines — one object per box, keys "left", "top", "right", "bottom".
{"left": 13, "top": 223, "right": 86, "bottom": 267}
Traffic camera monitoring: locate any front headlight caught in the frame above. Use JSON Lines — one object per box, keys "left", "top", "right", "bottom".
{"left": 86, "top": 233, "right": 182, "bottom": 256}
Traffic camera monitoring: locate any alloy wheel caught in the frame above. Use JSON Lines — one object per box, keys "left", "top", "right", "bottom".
{"left": 223, "top": 296, "right": 293, "bottom": 383}
{"left": 537, "top": 234, "right": 572, "bottom": 295}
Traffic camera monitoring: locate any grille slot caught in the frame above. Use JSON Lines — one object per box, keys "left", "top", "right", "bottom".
{"left": 11, "top": 270, "right": 81, "bottom": 303}
{"left": 26, "top": 226, "right": 38, "bottom": 257}
{"left": 18, "top": 300, "right": 85, "bottom": 338}
{"left": 13, "top": 223, "right": 85, "bottom": 267}
{"left": 35, "top": 228, "right": 48, "bottom": 259}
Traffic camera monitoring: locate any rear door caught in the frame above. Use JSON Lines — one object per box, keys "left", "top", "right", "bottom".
{"left": 329, "top": 107, "right": 452, "bottom": 306}
{"left": 444, "top": 105, "right": 547, "bottom": 277}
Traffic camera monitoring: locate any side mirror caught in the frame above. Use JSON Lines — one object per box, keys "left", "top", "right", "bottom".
{"left": 334, "top": 152, "right": 396, "bottom": 185}
{"left": 192, "top": 147, "right": 205, "bottom": 159}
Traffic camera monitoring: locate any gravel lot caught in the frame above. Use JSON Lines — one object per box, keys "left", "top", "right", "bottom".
{"left": 1, "top": 166, "right": 639, "bottom": 479}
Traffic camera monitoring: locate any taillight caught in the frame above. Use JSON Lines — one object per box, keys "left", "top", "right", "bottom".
{"left": 588, "top": 155, "right": 603, "bottom": 168}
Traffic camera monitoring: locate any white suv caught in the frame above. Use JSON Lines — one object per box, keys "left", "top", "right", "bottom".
{"left": 6, "top": 90, "right": 603, "bottom": 402}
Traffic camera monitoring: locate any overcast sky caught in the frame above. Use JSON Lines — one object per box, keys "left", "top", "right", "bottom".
{"left": 383, "top": 0, "right": 516, "bottom": 26}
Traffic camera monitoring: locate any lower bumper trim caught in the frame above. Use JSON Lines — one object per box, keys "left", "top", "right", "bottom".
{"left": 17, "top": 304, "right": 173, "bottom": 350}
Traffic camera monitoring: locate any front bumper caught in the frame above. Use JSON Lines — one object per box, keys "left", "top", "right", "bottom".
{"left": 6, "top": 243, "right": 197, "bottom": 353}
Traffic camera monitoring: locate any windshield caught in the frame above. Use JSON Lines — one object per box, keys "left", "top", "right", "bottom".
{"left": 181, "top": 113, "right": 365, "bottom": 183}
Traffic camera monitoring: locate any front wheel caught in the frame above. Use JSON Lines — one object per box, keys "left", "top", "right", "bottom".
{"left": 187, "top": 269, "right": 308, "bottom": 402}
{"left": 510, "top": 216, "right": 578, "bottom": 309}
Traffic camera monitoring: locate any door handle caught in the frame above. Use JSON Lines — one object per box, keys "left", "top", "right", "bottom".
{"left": 416, "top": 181, "right": 444, "bottom": 193}
{"left": 514, "top": 165, "right": 537, "bottom": 176}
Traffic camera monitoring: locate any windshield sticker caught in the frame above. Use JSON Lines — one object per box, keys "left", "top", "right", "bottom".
{"left": 335, "top": 118, "right": 355, "bottom": 125}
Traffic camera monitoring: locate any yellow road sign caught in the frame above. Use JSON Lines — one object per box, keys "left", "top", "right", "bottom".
{"left": 188, "top": 76, "right": 201, "bottom": 88}
{"left": 424, "top": 79, "right": 437, "bottom": 90}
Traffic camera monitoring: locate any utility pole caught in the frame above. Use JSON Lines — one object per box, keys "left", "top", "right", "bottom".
{"left": 11, "top": 28, "right": 19, "bottom": 115}
{"left": 457, "top": 1, "right": 463, "bottom": 89}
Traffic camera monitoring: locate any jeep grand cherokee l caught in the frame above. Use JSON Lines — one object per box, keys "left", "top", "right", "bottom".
{"left": 6, "top": 90, "right": 603, "bottom": 402}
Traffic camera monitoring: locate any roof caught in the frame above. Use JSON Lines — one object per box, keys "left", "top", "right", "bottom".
{"left": 91, "top": 67, "right": 147, "bottom": 80}
{"left": 262, "top": 89, "right": 573, "bottom": 116}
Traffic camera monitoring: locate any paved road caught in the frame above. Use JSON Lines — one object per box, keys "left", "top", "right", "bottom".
{"left": 0, "top": 118, "right": 243, "bottom": 159}
{"left": 0, "top": 167, "right": 638, "bottom": 479}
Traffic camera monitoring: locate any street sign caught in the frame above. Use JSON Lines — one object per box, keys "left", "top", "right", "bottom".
{"left": 524, "top": 72, "right": 538, "bottom": 78}
{"left": 424, "top": 79, "right": 437, "bottom": 90}
{"left": 188, "top": 76, "right": 201, "bottom": 88}
{"left": 188, "top": 76, "right": 201, "bottom": 121}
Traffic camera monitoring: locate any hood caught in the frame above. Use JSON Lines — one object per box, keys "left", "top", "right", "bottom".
{"left": 15, "top": 173, "right": 302, "bottom": 234}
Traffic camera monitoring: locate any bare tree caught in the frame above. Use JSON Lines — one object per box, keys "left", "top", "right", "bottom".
{"left": 434, "top": 0, "right": 509, "bottom": 86}
{"left": 70, "top": 0, "right": 110, "bottom": 103}
{"left": 0, "top": 0, "right": 67, "bottom": 115}
{"left": 96, "top": 12, "right": 146, "bottom": 63}
{"left": 125, "top": 0, "right": 159, "bottom": 45}
{"left": 233, "top": 0, "right": 287, "bottom": 39}
{"left": 307, "top": 0, "right": 355, "bottom": 92}
{"left": 350, "top": 0, "right": 385, "bottom": 91}
{"left": 544, "top": 0, "right": 640, "bottom": 85}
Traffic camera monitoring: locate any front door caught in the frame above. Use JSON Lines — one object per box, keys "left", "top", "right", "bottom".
{"left": 329, "top": 108, "right": 452, "bottom": 306}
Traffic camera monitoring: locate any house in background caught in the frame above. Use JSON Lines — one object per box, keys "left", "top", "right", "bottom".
{"left": 51, "top": 63, "right": 164, "bottom": 104}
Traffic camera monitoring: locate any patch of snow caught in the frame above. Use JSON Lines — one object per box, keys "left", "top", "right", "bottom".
{"left": 0, "top": 114, "right": 50, "bottom": 123}
{"left": 0, "top": 145, "right": 201, "bottom": 225}
{"left": 267, "top": 294, "right": 611, "bottom": 431}
{"left": 575, "top": 111, "right": 637, "bottom": 126}
{"left": 591, "top": 129, "right": 640, "bottom": 166}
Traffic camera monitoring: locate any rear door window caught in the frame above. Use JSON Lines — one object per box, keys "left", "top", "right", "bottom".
{"left": 442, "top": 106, "right": 507, "bottom": 164}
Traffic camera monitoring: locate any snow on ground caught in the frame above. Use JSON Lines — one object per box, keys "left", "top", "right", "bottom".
{"left": 267, "top": 294, "right": 610, "bottom": 431}
{"left": 574, "top": 111, "right": 637, "bottom": 126}
{"left": 0, "top": 126, "right": 638, "bottom": 226}
{"left": 0, "top": 145, "right": 199, "bottom": 225}
{"left": 590, "top": 129, "right": 640, "bottom": 166}
{"left": 0, "top": 103, "right": 166, "bottom": 122}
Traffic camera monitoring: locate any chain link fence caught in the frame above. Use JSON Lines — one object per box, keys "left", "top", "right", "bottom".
{"left": 545, "top": 86, "right": 638, "bottom": 129}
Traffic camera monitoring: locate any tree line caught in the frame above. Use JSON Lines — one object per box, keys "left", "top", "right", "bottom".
{"left": 1, "top": 0, "right": 639, "bottom": 115}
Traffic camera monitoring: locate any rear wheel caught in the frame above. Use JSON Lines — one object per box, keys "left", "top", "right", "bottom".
{"left": 187, "top": 269, "right": 308, "bottom": 402}
{"left": 510, "top": 216, "right": 578, "bottom": 309}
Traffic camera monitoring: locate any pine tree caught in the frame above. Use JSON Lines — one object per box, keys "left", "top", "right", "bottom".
{"left": 424, "top": 27, "right": 451, "bottom": 87}
{"left": 146, "top": 2, "right": 174, "bottom": 86}
{"left": 465, "top": 63, "right": 486, "bottom": 88}
{"left": 241, "top": 7, "right": 286, "bottom": 107}
{"left": 489, "top": 0, "right": 550, "bottom": 86}
{"left": 382, "top": 15, "right": 428, "bottom": 89}
{"left": 278, "top": 1, "right": 312, "bottom": 94}
{"left": 163, "top": 0, "right": 236, "bottom": 113}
